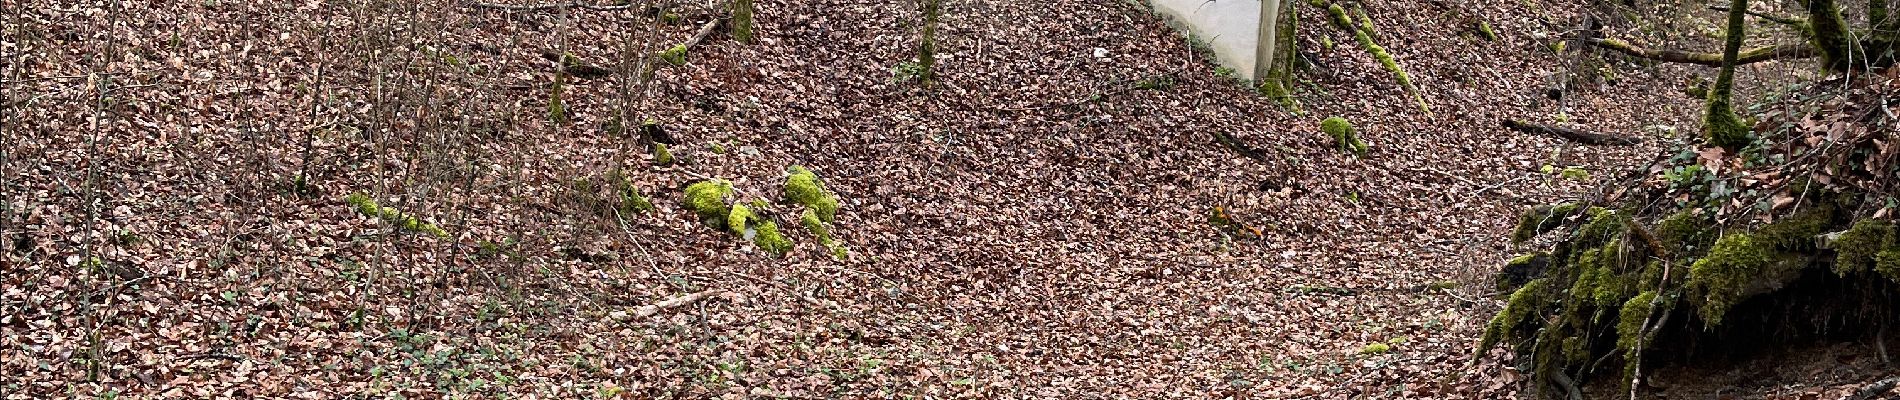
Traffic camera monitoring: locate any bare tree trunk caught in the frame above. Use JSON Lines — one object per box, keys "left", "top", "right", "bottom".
{"left": 1704, "top": 0, "right": 1750, "bottom": 150}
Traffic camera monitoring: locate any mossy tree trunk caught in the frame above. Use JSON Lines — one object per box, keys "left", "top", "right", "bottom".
{"left": 917, "top": 0, "right": 940, "bottom": 84}
{"left": 1874, "top": 0, "right": 1890, "bottom": 29}
{"left": 1704, "top": 0, "right": 1750, "bottom": 150}
{"left": 731, "top": 0, "right": 755, "bottom": 43}
{"left": 1259, "top": 0, "right": 1299, "bottom": 109}
{"left": 1802, "top": 0, "right": 1861, "bottom": 70}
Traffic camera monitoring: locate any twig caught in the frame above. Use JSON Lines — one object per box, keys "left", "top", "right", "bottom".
{"left": 1708, "top": 5, "right": 1804, "bottom": 26}
{"left": 175, "top": 352, "right": 245, "bottom": 364}
{"left": 1462, "top": 174, "right": 1534, "bottom": 204}
{"left": 610, "top": 207, "right": 672, "bottom": 288}
{"left": 1585, "top": 37, "right": 1816, "bottom": 67}
{"left": 611, "top": 289, "right": 723, "bottom": 321}
{"left": 466, "top": 0, "right": 641, "bottom": 11}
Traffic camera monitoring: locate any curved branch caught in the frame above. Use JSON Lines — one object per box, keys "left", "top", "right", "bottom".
{"left": 1586, "top": 38, "right": 1817, "bottom": 66}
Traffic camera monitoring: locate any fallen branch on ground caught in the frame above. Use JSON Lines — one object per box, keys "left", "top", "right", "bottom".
{"left": 1502, "top": 119, "right": 1643, "bottom": 146}
{"left": 1844, "top": 377, "right": 1899, "bottom": 400}
{"left": 611, "top": 289, "right": 724, "bottom": 321}
{"left": 1211, "top": 132, "right": 1268, "bottom": 161}
{"left": 467, "top": 0, "right": 640, "bottom": 11}
{"left": 1586, "top": 38, "right": 1816, "bottom": 67}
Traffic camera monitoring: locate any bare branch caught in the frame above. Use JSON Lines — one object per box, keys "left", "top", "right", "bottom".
{"left": 466, "top": 1, "right": 641, "bottom": 11}
{"left": 1709, "top": 5, "right": 1806, "bottom": 26}
{"left": 1502, "top": 119, "right": 1643, "bottom": 146}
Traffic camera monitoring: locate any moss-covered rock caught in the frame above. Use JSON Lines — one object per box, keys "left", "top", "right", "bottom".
{"left": 1832, "top": 219, "right": 1893, "bottom": 275}
{"left": 619, "top": 182, "right": 655, "bottom": 214}
{"left": 1687, "top": 233, "right": 1772, "bottom": 326}
{"left": 652, "top": 143, "right": 674, "bottom": 165}
{"left": 659, "top": 44, "right": 688, "bottom": 66}
{"left": 1616, "top": 290, "right": 1660, "bottom": 352}
{"left": 1478, "top": 278, "right": 1550, "bottom": 353}
{"left": 1498, "top": 252, "right": 1551, "bottom": 291}
{"left": 344, "top": 192, "right": 450, "bottom": 238}
{"left": 684, "top": 179, "right": 734, "bottom": 226}
{"left": 784, "top": 166, "right": 839, "bottom": 222}
{"left": 753, "top": 221, "right": 792, "bottom": 256}
{"left": 1510, "top": 202, "right": 1583, "bottom": 244}
{"left": 1320, "top": 116, "right": 1366, "bottom": 156}
{"left": 727, "top": 203, "right": 756, "bottom": 236}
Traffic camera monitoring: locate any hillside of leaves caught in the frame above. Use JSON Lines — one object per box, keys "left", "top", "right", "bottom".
{"left": 2, "top": 0, "right": 1882, "bottom": 398}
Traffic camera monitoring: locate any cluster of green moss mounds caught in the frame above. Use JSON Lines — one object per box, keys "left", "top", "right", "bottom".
{"left": 1480, "top": 190, "right": 1900, "bottom": 395}
{"left": 783, "top": 166, "right": 847, "bottom": 258}
{"left": 344, "top": 192, "right": 450, "bottom": 238}
{"left": 681, "top": 179, "right": 790, "bottom": 256}
{"left": 678, "top": 166, "right": 846, "bottom": 258}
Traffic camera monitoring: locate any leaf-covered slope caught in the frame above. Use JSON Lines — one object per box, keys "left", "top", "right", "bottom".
{"left": 0, "top": 0, "right": 1780, "bottom": 397}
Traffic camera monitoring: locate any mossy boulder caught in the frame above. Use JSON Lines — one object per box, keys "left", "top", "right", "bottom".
{"left": 683, "top": 179, "right": 734, "bottom": 226}
{"left": 1483, "top": 195, "right": 1899, "bottom": 396}
{"left": 1320, "top": 117, "right": 1367, "bottom": 156}
{"left": 659, "top": 44, "right": 688, "bottom": 66}
{"left": 652, "top": 143, "right": 675, "bottom": 165}
{"left": 783, "top": 166, "right": 839, "bottom": 222}
{"left": 752, "top": 221, "right": 792, "bottom": 256}
{"left": 1510, "top": 202, "right": 1583, "bottom": 244}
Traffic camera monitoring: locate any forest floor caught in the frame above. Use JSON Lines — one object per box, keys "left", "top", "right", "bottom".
{"left": 2, "top": 0, "right": 1890, "bottom": 398}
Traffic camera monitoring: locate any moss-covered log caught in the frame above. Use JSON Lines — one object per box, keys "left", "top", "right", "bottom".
{"left": 1584, "top": 38, "right": 1817, "bottom": 67}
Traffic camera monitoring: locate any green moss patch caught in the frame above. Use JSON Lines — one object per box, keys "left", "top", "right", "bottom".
{"left": 652, "top": 143, "right": 675, "bottom": 166}
{"left": 1477, "top": 278, "right": 1550, "bottom": 353}
{"left": 1510, "top": 202, "right": 1582, "bottom": 244}
{"left": 659, "top": 44, "right": 688, "bottom": 66}
{"left": 1320, "top": 117, "right": 1366, "bottom": 156}
{"left": 783, "top": 166, "right": 839, "bottom": 222}
{"left": 344, "top": 192, "right": 449, "bottom": 238}
{"left": 683, "top": 179, "right": 734, "bottom": 227}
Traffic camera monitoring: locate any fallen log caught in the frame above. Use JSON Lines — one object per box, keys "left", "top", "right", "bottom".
{"left": 1502, "top": 119, "right": 1643, "bottom": 146}
{"left": 1586, "top": 38, "right": 1816, "bottom": 67}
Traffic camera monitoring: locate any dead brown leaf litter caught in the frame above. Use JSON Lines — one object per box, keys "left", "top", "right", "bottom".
{"left": 0, "top": 0, "right": 1851, "bottom": 398}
